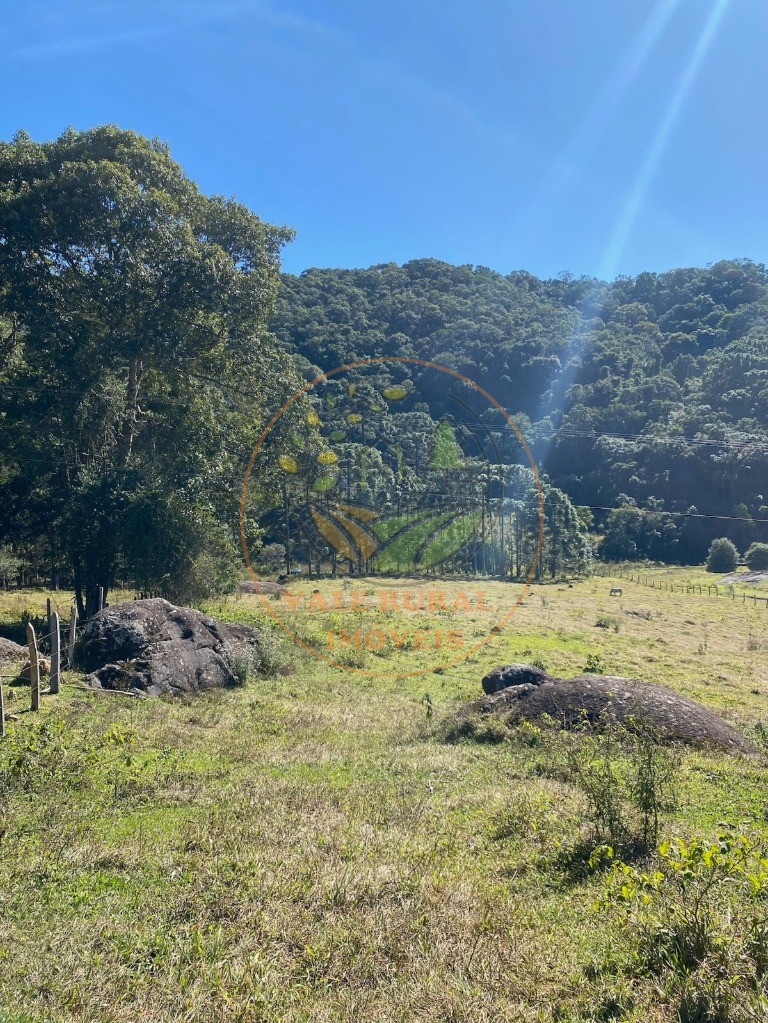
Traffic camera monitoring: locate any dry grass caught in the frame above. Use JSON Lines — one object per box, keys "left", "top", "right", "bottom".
{"left": 0, "top": 567, "right": 767, "bottom": 1022}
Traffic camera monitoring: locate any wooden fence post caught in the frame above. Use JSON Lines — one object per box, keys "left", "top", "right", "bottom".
{"left": 27, "top": 622, "right": 40, "bottom": 712}
{"left": 68, "top": 606, "right": 77, "bottom": 667}
{"left": 49, "top": 612, "right": 61, "bottom": 695}
{"left": 0, "top": 676, "right": 5, "bottom": 738}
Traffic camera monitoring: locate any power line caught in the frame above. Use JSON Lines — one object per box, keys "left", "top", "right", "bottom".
{"left": 556, "top": 430, "right": 768, "bottom": 451}
{"left": 583, "top": 505, "right": 768, "bottom": 524}
{"left": 453, "top": 420, "right": 768, "bottom": 452}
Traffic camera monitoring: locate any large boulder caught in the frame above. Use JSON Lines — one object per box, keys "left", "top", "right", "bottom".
{"left": 470, "top": 663, "right": 755, "bottom": 753}
{"left": 74, "top": 598, "right": 262, "bottom": 696}
{"left": 0, "top": 637, "right": 27, "bottom": 669}
{"left": 481, "top": 663, "right": 549, "bottom": 695}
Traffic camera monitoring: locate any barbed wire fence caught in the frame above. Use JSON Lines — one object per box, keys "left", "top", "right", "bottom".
{"left": 0, "top": 592, "right": 94, "bottom": 738}
{"left": 595, "top": 564, "right": 768, "bottom": 609}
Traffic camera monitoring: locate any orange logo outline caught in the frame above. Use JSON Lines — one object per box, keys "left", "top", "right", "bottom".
{"left": 239, "top": 357, "right": 544, "bottom": 678}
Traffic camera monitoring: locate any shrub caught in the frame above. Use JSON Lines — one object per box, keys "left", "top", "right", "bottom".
{"left": 705, "top": 537, "right": 739, "bottom": 573}
{"left": 600, "top": 829, "right": 768, "bottom": 1019}
{"left": 584, "top": 652, "right": 607, "bottom": 674}
{"left": 227, "top": 649, "right": 257, "bottom": 686}
{"left": 595, "top": 614, "right": 621, "bottom": 633}
{"left": 564, "top": 722, "right": 677, "bottom": 857}
{"left": 255, "top": 630, "right": 292, "bottom": 677}
{"left": 745, "top": 542, "right": 768, "bottom": 571}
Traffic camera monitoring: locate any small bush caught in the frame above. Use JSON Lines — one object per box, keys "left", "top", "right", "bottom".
{"left": 595, "top": 615, "right": 621, "bottom": 633}
{"left": 512, "top": 718, "right": 545, "bottom": 746}
{"left": 584, "top": 652, "right": 607, "bottom": 674}
{"left": 563, "top": 722, "right": 678, "bottom": 857}
{"left": 745, "top": 542, "right": 768, "bottom": 571}
{"left": 705, "top": 537, "right": 739, "bottom": 573}
{"left": 227, "top": 649, "right": 257, "bottom": 686}
{"left": 255, "top": 630, "right": 292, "bottom": 677}
{"left": 600, "top": 829, "right": 768, "bottom": 1019}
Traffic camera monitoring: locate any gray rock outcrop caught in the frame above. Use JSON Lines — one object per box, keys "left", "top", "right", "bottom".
{"left": 74, "top": 598, "right": 262, "bottom": 697}
{"left": 472, "top": 663, "right": 755, "bottom": 753}
{"left": 0, "top": 637, "right": 27, "bottom": 670}
{"left": 481, "top": 663, "right": 549, "bottom": 695}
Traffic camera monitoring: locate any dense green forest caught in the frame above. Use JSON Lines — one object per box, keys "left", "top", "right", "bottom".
{"left": 0, "top": 128, "right": 303, "bottom": 610}
{"left": 272, "top": 258, "right": 768, "bottom": 563}
{"left": 1, "top": 128, "right": 766, "bottom": 601}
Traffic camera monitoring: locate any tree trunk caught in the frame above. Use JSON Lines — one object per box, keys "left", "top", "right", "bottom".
{"left": 116, "top": 356, "right": 143, "bottom": 468}
{"left": 75, "top": 567, "right": 86, "bottom": 620}
{"left": 76, "top": 570, "right": 109, "bottom": 619}
{"left": 85, "top": 583, "right": 108, "bottom": 619}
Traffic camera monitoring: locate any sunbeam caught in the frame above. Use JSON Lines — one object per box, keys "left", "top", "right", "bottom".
{"left": 526, "top": 0, "right": 685, "bottom": 219}
{"left": 530, "top": 0, "right": 734, "bottom": 461}
{"left": 598, "top": 0, "right": 733, "bottom": 278}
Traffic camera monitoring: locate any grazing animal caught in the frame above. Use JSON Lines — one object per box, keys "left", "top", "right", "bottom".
{"left": 609, "top": 587, "right": 623, "bottom": 597}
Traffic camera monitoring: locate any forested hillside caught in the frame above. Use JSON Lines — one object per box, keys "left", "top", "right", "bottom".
{"left": 2, "top": 129, "right": 766, "bottom": 590}
{"left": 272, "top": 258, "right": 768, "bottom": 562}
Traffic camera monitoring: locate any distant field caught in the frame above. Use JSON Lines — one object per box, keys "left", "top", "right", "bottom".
{"left": 601, "top": 562, "right": 768, "bottom": 599}
{"left": 1, "top": 567, "right": 767, "bottom": 1021}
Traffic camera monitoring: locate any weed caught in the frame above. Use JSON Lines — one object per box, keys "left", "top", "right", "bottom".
{"left": 595, "top": 615, "right": 621, "bottom": 633}
{"left": 600, "top": 829, "right": 768, "bottom": 1020}
{"left": 255, "top": 629, "right": 292, "bottom": 677}
{"left": 227, "top": 648, "right": 257, "bottom": 686}
{"left": 563, "top": 723, "right": 678, "bottom": 857}
{"left": 747, "top": 632, "right": 764, "bottom": 652}
{"left": 584, "top": 652, "right": 607, "bottom": 674}
{"left": 512, "top": 718, "right": 545, "bottom": 746}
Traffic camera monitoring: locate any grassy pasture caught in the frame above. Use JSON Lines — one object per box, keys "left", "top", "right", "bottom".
{"left": 0, "top": 567, "right": 767, "bottom": 1022}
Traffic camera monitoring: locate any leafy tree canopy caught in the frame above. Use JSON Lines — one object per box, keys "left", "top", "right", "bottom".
{"left": 706, "top": 537, "right": 739, "bottom": 573}
{"left": 271, "top": 257, "right": 768, "bottom": 562}
{"left": 0, "top": 127, "right": 296, "bottom": 613}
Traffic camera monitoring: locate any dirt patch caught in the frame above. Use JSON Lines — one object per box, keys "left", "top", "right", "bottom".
{"left": 464, "top": 664, "right": 756, "bottom": 753}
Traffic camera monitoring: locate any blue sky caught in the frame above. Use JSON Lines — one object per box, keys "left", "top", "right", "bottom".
{"left": 2, "top": 0, "right": 765, "bottom": 279}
